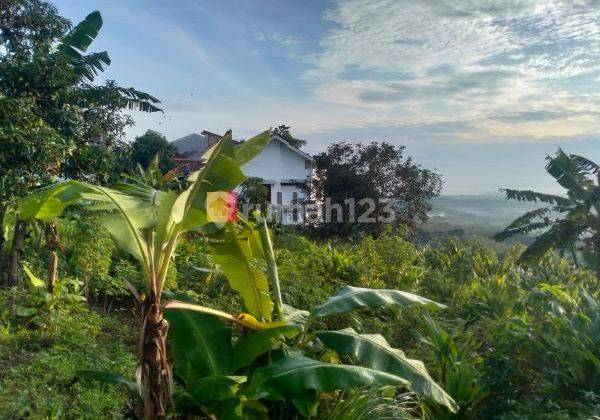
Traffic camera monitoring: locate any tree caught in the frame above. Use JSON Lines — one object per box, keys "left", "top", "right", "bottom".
{"left": 131, "top": 130, "right": 176, "bottom": 172}
{"left": 494, "top": 149, "right": 600, "bottom": 275}
{"left": 272, "top": 124, "right": 306, "bottom": 149}
{"left": 312, "top": 141, "right": 442, "bottom": 238}
{"left": 0, "top": 0, "right": 70, "bottom": 57}
{"left": 0, "top": 4, "right": 160, "bottom": 284}
{"left": 20, "top": 130, "right": 272, "bottom": 419}
{"left": 239, "top": 176, "right": 270, "bottom": 214}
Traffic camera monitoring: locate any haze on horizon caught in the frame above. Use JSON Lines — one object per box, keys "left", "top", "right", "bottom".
{"left": 53, "top": 0, "right": 600, "bottom": 195}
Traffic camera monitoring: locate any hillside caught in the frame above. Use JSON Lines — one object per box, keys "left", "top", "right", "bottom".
{"left": 419, "top": 193, "right": 546, "bottom": 249}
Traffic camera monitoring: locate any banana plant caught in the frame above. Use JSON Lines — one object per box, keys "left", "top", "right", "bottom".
{"left": 164, "top": 219, "right": 458, "bottom": 418}
{"left": 494, "top": 149, "right": 600, "bottom": 274}
{"left": 19, "top": 130, "right": 271, "bottom": 419}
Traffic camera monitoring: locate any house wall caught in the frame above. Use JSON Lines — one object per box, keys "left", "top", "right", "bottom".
{"left": 240, "top": 139, "right": 311, "bottom": 224}
{"left": 241, "top": 139, "right": 309, "bottom": 182}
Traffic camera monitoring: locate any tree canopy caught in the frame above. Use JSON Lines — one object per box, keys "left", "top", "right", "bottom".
{"left": 0, "top": 1, "right": 161, "bottom": 284}
{"left": 131, "top": 129, "right": 176, "bottom": 172}
{"left": 312, "top": 141, "right": 442, "bottom": 238}
{"left": 272, "top": 124, "right": 306, "bottom": 149}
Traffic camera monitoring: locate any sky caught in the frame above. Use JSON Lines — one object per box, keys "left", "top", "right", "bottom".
{"left": 52, "top": 0, "right": 600, "bottom": 194}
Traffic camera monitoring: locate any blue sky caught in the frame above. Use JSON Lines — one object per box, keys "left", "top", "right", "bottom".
{"left": 53, "top": 0, "right": 600, "bottom": 194}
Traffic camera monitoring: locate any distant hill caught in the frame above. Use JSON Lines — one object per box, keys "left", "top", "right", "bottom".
{"left": 429, "top": 193, "right": 545, "bottom": 228}
{"left": 418, "top": 193, "right": 548, "bottom": 250}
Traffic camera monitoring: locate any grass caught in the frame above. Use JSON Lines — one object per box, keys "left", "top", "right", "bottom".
{"left": 0, "top": 291, "right": 136, "bottom": 419}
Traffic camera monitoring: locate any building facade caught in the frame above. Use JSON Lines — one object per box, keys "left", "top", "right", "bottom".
{"left": 172, "top": 130, "right": 313, "bottom": 224}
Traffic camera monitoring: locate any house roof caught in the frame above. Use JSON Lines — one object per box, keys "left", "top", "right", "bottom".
{"left": 271, "top": 134, "right": 314, "bottom": 162}
{"left": 171, "top": 131, "right": 313, "bottom": 163}
{"left": 171, "top": 133, "right": 208, "bottom": 160}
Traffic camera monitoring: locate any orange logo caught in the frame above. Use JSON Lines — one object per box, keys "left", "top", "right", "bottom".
{"left": 207, "top": 191, "right": 238, "bottom": 223}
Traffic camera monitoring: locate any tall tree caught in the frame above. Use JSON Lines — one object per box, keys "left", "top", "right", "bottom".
{"left": 494, "top": 149, "right": 600, "bottom": 275}
{"left": 0, "top": 3, "right": 161, "bottom": 285}
{"left": 131, "top": 129, "right": 176, "bottom": 172}
{"left": 272, "top": 124, "right": 306, "bottom": 149}
{"left": 312, "top": 141, "right": 442, "bottom": 238}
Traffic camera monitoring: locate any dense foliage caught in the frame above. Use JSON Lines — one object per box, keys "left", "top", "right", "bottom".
{"left": 312, "top": 142, "right": 443, "bottom": 238}
{"left": 130, "top": 129, "right": 177, "bottom": 173}
{"left": 0, "top": 2, "right": 160, "bottom": 286}
{"left": 3, "top": 219, "right": 599, "bottom": 418}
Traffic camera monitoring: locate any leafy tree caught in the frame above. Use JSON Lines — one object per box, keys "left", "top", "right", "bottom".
{"left": 272, "top": 124, "right": 306, "bottom": 149}
{"left": 0, "top": 4, "right": 160, "bottom": 284}
{"left": 0, "top": 0, "right": 70, "bottom": 57}
{"left": 312, "top": 142, "right": 442, "bottom": 238}
{"left": 239, "top": 177, "right": 270, "bottom": 213}
{"left": 131, "top": 129, "right": 176, "bottom": 172}
{"left": 494, "top": 149, "right": 600, "bottom": 274}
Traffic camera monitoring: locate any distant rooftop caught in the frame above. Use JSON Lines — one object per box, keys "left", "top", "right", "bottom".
{"left": 171, "top": 130, "right": 242, "bottom": 160}
{"left": 171, "top": 133, "right": 209, "bottom": 160}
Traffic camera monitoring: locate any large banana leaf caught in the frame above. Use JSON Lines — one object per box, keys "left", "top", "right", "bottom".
{"left": 19, "top": 181, "right": 91, "bottom": 221}
{"left": 57, "top": 11, "right": 103, "bottom": 57}
{"left": 312, "top": 286, "right": 445, "bottom": 318}
{"left": 56, "top": 11, "right": 110, "bottom": 82}
{"left": 19, "top": 180, "right": 153, "bottom": 267}
{"left": 519, "top": 219, "right": 586, "bottom": 264}
{"left": 165, "top": 308, "right": 233, "bottom": 386}
{"left": 232, "top": 324, "right": 302, "bottom": 370}
{"left": 115, "top": 87, "right": 162, "bottom": 113}
{"left": 500, "top": 189, "right": 572, "bottom": 206}
{"left": 545, "top": 150, "right": 591, "bottom": 199}
{"left": 210, "top": 225, "right": 273, "bottom": 322}
{"left": 245, "top": 355, "right": 409, "bottom": 401}
{"left": 570, "top": 154, "right": 600, "bottom": 174}
{"left": 317, "top": 328, "right": 458, "bottom": 412}
{"left": 185, "top": 375, "right": 246, "bottom": 402}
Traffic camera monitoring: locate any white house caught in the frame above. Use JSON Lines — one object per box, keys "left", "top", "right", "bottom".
{"left": 171, "top": 130, "right": 313, "bottom": 224}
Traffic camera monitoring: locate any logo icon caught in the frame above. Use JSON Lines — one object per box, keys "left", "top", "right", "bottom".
{"left": 207, "top": 191, "right": 238, "bottom": 223}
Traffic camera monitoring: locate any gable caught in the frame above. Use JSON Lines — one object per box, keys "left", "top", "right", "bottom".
{"left": 241, "top": 136, "right": 311, "bottom": 181}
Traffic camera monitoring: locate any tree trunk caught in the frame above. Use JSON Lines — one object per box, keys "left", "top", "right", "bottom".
{"left": 0, "top": 204, "right": 9, "bottom": 286}
{"left": 8, "top": 218, "right": 27, "bottom": 286}
{"left": 140, "top": 297, "right": 172, "bottom": 419}
{"left": 48, "top": 251, "right": 58, "bottom": 294}
{"left": 44, "top": 221, "right": 60, "bottom": 294}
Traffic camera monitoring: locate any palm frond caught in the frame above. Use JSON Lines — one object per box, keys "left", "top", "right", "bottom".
{"left": 116, "top": 87, "right": 162, "bottom": 113}
{"left": 56, "top": 11, "right": 109, "bottom": 82}
{"left": 519, "top": 219, "right": 586, "bottom": 264}
{"left": 500, "top": 189, "right": 571, "bottom": 206}
{"left": 570, "top": 154, "right": 599, "bottom": 174}
{"left": 57, "top": 11, "right": 103, "bottom": 57}
{"left": 505, "top": 207, "right": 554, "bottom": 229}
{"left": 545, "top": 149, "right": 591, "bottom": 198}
{"left": 320, "top": 388, "right": 418, "bottom": 420}
{"left": 493, "top": 220, "right": 554, "bottom": 241}
{"left": 71, "top": 51, "right": 111, "bottom": 81}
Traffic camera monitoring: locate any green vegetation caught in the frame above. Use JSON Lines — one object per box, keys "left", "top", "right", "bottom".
{"left": 1, "top": 2, "right": 599, "bottom": 420}
{"left": 495, "top": 149, "right": 600, "bottom": 274}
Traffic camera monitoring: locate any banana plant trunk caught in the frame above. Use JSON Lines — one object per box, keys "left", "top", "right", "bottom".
{"left": 140, "top": 294, "right": 172, "bottom": 419}
{"left": 0, "top": 204, "right": 9, "bottom": 286}
{"left": 8, "top": 218, "right": 27, "bottom": 286}
{"left": 45, "top": 221, "right": 60, "bottom": 294}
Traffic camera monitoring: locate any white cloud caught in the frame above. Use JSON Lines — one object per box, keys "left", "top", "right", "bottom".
{"left": 304, "top": 0, "right": 600, "bottom": 141}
